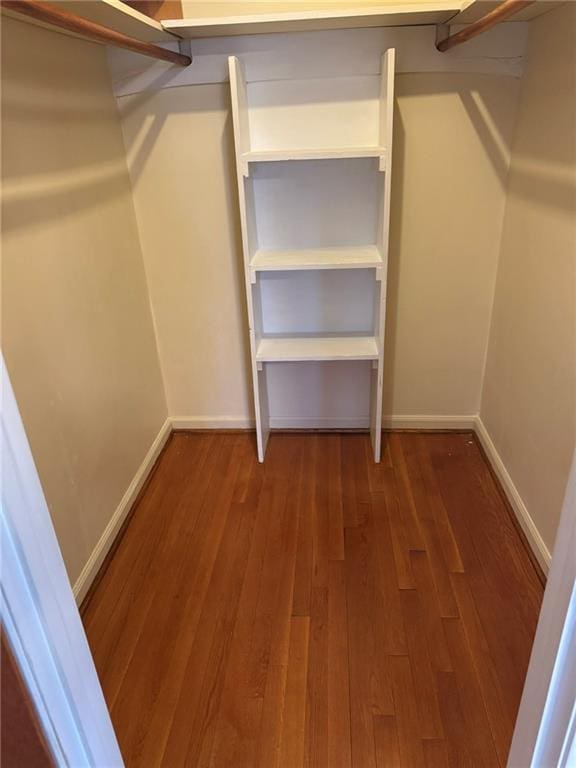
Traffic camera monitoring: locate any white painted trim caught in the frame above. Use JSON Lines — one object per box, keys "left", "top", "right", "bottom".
{"left": 171, "top": 415, "right": 256, "bottom": 430}
{"left": 474, "top": 415, "right": 551, "bottom": 573}
{"left": 170, "top": 413, "right": 477, "bottom": 431}
{"left": 1, "top": 357, "right": 123, "bottom": 766}
{"left": 270, "top": 416, "right": 370, "bottom": 429}
{"left": 383, "top": 413, "right": 477, "bottom": 430}
{"left": 73, "top": 417, "right": 172, "bottom": 604}
{"left": 508, "top": 452, "right": 576, "bottom": 766}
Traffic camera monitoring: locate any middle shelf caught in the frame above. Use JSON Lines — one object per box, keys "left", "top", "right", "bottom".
{"left": 256, "top": 334, "right": 379, "bottom": 362}
{"left": 250, "top": 245, "right": 383, "bottom": 275}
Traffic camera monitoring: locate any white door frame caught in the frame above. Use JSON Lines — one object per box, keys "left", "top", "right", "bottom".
{"left": 508, "top": 451, "right": 576, "bottom": 767}
{"left": 1, "top": 357, "right": 123, "bottom": 767}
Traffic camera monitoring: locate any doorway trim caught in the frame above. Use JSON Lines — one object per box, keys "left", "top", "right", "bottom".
{"left": 1, "top": 357, "right": 123, "bottom": 766}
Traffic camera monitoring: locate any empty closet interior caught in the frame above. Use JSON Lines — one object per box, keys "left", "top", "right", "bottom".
{"left": 2, "top": 0, "right": 575, "bottom": 766}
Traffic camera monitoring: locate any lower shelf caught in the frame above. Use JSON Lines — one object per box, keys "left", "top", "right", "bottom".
{"left": 256, "top": 335, "right": 379, "bottom": 362}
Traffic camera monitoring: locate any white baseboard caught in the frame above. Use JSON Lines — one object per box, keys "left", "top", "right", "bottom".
{"left": 171, "top": 414, "right": 477, "bottom": 431}
{"left": 171, "top": 416, "right": 255, "bottom": 430}
{"left": 270, "top": 416, "right": 370, "bottom": 429}
{"left": 73, "top": 418, "right": 173, "bottom": 604}
{"left": 474, "top": 416, "right": 551, "bottom": 574}
{"left": 383, "top": 414, "right": 477, "bottom": 430}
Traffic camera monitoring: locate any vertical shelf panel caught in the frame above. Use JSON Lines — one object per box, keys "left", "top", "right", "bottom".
{"left": 371, "top": 48, "right": 396, "bottom": 462}
{"left": 229, "top": 56, "right": 269, "bottom": 460}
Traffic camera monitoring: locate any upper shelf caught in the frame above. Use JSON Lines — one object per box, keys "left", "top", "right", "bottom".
{"left": 2, "top": 0, "right": 179, "bottom": 42}
{"left": 163, "top": 2, "right": 463, "bottom": 38}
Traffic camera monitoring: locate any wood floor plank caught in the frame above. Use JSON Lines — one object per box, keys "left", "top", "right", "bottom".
{"left": 400, "top": 435, "right": 459, "bottom": 618}
{"left": 410, "top": 551, "right": 453, "bottom": 673}
{"left": 244, "top": 437, "right": 300, "bottom": 699}
{"left": 254, "top": 439, "right": 302, "bottom": 768}
{"left": 207, "top": 452, "right": 281, "bottom": 768}
{"left": 388, "top": 433, "right": 426, "bottom": 550}
{"left": 82, "top": 432, "right": 543, "bottom": 768}
{"left": 366, "top": 432, "right": 393, "bottom": 492}
{"left": 278, "top": 616, "right": 310, "bottom": 768}
{"left": 158, "top": 445, "right": 257, "bottom": 766}
{"left": 367, "top": 487, "right": 407, "bottom": 656}
{"left": 441, "top": 618, "right": 501, "bottom": 767}
{"left": 327, "top": 561, "right": 352, "bottom": 768}
{"left": 327, "top": 436, "right": 345, "bottom": 561}
{"left": 346, "top": 523, "right": 394, "bottom": 768}
{"left": 428, "top": 440, "right": 490, "bottom": 588}
{"left": 182, "top": 436, "right": 297, "bottom": 767}
{"left": 230, "top": 434, "right": 262, "bottom": 503}
{"left": 373, "top": 715, "right": 402, "bottom": 768}
{"left": 468, "top": 585, "right": 531, "bottom": 722}
{"left": 449, "top": 572, "right": 515, "bottom": 765}
{"left": 435, "top": 670, "right": 481, "bottom": 768}
{"left": 399, "top": 589, "right": 444, "bottom": 739}
{"left": 183, "top": 499, "right": 262, "bottom": 768}
{"left": 416, "top": 434, "right": 465, "bottom": 573}
{"left": 292, "top": 436, "right": 316, "bottom": 617}
{"left": 311, "top": 436, "right": 332, "bottom": 593}
{"left": 376, "top": 467, "right": 415, "bottom": 590}
{"left": 388, "top": 655, "right": 426, "bottom": 768}
{"left": 341, "top": 435, "right": 370, "bottom": 528}
{"left": 304, "top": 586, "right": 329, "bottom": 768}
{"left": 422, "top": 739, "right": 451, "bottom": 768}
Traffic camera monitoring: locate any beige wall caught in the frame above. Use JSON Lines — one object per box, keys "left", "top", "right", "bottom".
{"left": 2, "top": 18, "right": 168, "bottom": 586}
{"left": 119, "top": 84, "right": 253, "bottom": 421}
{"left": 386, "top": 72, "right": 519, "bottom": 416}
{"left": 480, "top": 3, "right": 576, "bottom": 553}
{"left": 118, "top": 71, "right": 519, "bottom": 421}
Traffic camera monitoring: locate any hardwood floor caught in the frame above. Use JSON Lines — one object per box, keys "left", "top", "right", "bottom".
{"left": 83, "top": 432, "right": 543, "bottom": 768}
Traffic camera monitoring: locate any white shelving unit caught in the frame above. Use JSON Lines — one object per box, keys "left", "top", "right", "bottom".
{"left": 229, "top": 49, "right": 395, "bottom": 462}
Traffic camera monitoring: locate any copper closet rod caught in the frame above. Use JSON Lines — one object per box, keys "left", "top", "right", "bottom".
{"left": 437, "top": 0, "right": 534, "bottom": 52}
{"left": 1, "top": 0, "right": 191, "bottom": 66}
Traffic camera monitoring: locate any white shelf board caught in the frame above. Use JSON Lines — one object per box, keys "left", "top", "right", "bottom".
{"left": 3, "top": 0, "right": 179, "bottom": 43}
{"left": 256, "top": 335, "right": 379, "bottom": 362}
{"left": 243, "top": 146, "right": 386, "bottom": 164}
{"left": 251, "top": 246, "right": 383, "bottom": 273}
{"left": 164, "top": 3, "right": 462, "bottom": 38}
